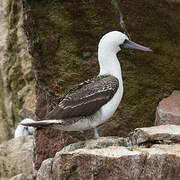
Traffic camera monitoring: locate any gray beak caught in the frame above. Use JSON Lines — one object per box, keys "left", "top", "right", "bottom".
{"left": 120, "top": 39, "right": 152, "bottom": 51}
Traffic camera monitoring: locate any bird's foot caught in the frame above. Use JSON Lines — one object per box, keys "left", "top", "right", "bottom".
{"left": 93, "top": 127, "right": 100, "bottom": 139}
{"left": 83, "top": 130, "right": 88, "bottom": 141}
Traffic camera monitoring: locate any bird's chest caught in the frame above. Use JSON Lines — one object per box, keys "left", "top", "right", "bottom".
{"left": 98, "top": 86, "right": 123, "bottom": 122}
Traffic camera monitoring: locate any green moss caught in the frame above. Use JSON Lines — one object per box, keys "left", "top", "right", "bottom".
{"left": 0, "top": 75, "right": 13, "bottom": 140}
{"left": 8, "top": 0, "right": 19, "bottom": 27}
{"left": 7, "top": 58, "right": 25, "bottom": 123}
{"left": 7, "top": 0, "right": 20, "bottom": 53}
{"left": 9, "top": 58, "right": 26, "bottom": 93}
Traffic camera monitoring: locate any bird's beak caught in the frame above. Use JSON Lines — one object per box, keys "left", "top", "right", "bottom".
{"left": 120, "top": 39, "right": 152, "bottom": 51}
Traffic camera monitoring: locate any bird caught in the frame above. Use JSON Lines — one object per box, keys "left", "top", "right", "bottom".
{"left": 21, "top": 31, "right": 152, "bottom": 140}
{"left": 14, "top": 119, "right": 35, "bottom": 138}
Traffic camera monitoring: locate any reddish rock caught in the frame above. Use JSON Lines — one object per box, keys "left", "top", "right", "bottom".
{"left": 155, "top": 91, "right": 180, "bottom": 126}
{"left": 36, "top": 145, "right": 180, "bottom": 180}
{"left": 36, "top": 126, "right": 180, "bottom": 180}
{"left": 171, "top": 0, "right": 180, "bottom": 4}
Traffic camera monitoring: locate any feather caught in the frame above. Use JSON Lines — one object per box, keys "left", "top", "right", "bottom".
{"left": 46, "top": 75, "right": 119, "bottom": 119}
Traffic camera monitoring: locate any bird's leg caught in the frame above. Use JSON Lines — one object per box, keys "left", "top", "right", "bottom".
{"left": 93, "top": 127, "right": 100, "bottom": 139}
{"left": 83, "top": 130, "right": 88, "bottom": 141}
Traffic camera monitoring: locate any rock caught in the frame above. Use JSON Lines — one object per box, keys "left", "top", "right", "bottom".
{"left": 37, "top": 145, "right": 180, "bottom": 180}
{"left": 0, "top": 0, "right": 35, "bottom": 142}
{"left": 61, "top": 125, "right": 180, "bottom": 152}
{"left": 36, "top": 125, "right": 180, "bottom": 179}
{"left": 0, "top": 136, "right": 33, "bottom": 179}
{"left": 36, "top": 159, "right": 54, "bottom": 180}
{"left": 60, "top": 137, "right": 125, "bottom": 153}
{"left": 0, "top": 109, "right": 7, "bottom": 142}
{"left": 171, "top": 0, "right": 180, "bottom": 4}
{"left": 10, "top": 174, "right": 32, "bottom": 180}
{"left": 130, "top": 124, "right": 180, "bottom": 144}
{"left": 52, "top": 146, "right": 146, "bottom": 180}
{"left": 18, "top": 84, "right": 35, "bottom": 119}
{"left": 155, "top": 91, "right": 180, "bottom": 126}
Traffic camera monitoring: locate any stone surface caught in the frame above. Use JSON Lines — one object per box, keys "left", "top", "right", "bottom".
{"left": 0, "top": 0, "right": 35, "bottom": 142}
{"left": 0, "top": 109, "right": 6, "bottom": 142}
{"left": 36, "top": 125, "right": 180, "bottom": 179}
{"left": 10, "top": 174, "right": 32, "bottom": 180}
{"left": 155, "top": 91, "right": 180, "bottom": 126}
{"left": 128, "top": 124, "right": 180, "bottom": 146}
{"left": 37, "top": 144, "right": 180, "bottom": 180}
{"left": 171, "top": 0, "right": 180, "bottom": 4}
{"left": 36, "top": 158, "right": 54, "bottom": 180}
{"left": 60, "top": 137, "right": 125, "bottom": 153}
{"left": 0, "top": 0, "right": 13, "bottom": 142}
{"left": 0, "top": 136, "right": 33, "bottom": 179}
{"left": 61, "top": 125, "right": 180, "bottom": 152}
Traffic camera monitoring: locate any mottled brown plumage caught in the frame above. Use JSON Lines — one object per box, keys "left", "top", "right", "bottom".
{"left": 46, "top": 75, "right": 119, "bottom": 120}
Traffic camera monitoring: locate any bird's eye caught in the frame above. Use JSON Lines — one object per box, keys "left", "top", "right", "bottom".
{"left": 123, "top": 39, "right": 128, "bottom": 44}
{"left": 119, "top": 39, "right": 126, "bottom": 49}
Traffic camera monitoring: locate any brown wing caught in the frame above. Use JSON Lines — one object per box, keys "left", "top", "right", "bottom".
{"left": 46, "top": 75, "right": 119, "bottom": 119}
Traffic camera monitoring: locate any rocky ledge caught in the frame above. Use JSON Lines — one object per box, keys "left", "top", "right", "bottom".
{"left": 36, "top": 125, "right": 180, "bottom": 180}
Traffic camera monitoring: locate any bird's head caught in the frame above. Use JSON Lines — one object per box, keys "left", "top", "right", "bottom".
{"left": 98, "top": 31, "right": 152, "bottom": 54}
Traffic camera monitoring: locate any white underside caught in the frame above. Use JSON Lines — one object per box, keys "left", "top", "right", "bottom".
{"left": 59, "top": 82, "right": 123, "bottom": 131}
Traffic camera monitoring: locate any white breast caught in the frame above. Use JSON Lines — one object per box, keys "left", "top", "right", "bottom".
{"left": 88, "top": 81, "right": 123, "bottom": 128}
{"left": 100, "top": 85, "right": 123, "bottom": 120}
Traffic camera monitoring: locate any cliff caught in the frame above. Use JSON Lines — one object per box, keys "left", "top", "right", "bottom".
{"left": 0, "top": 0, "right": 180, "bottom": 173}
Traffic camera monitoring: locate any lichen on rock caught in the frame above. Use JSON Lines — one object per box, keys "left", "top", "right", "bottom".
{"left": 0, "top": 0, "right": 35, "bottom": 142}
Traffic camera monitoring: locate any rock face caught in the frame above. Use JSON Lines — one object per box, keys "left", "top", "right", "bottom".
{"left": 0, "top": 0, "right": 35, "bottom": 142}
{"left": 155, "top": 91, "right": 180, "bottom": 126}
{"left": 0, "top": 136, "right": 33, "bottom": 179}
{"left": 171, "top": 0, "right": 180, "bottom": 4}
{"left": 36, "top": 125, "right": 180, "bottom": 180}
{"left": 0, "top": 0, "right": 180, "bottom": 173}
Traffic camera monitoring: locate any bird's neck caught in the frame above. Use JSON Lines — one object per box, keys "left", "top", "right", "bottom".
{"left": 98, "top": 49, "right": 122, "bottom": 81}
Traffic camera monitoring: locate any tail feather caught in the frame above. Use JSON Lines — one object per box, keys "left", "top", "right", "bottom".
{"left": 21, "top": 119, "right": 63, "bottom": 128}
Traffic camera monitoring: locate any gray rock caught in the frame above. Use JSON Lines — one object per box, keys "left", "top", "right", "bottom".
{"left": 10, "top": 173, "right": 32, "bottom": 180}
{"left": 0, "top": 136, "right": 33, "bottom": 179}
{"left": 61, "top": 125, "right": 180, "bottom": 152}
{"left": 36, "top": 158, "right": 54, "bottom": 180}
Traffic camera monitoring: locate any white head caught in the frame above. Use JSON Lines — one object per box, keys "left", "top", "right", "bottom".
{"left": 98, "top": 31, "right": 151, "bottom": 54}
{"left": 98, "top": 31, "right": 152, "bottom": 77}
{"left": 98, "top": 31, "right": 129, "bottom": 54}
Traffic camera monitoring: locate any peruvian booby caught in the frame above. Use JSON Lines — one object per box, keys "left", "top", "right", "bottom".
{"left": 21, "top": 31, "right": 152, "bottom": 140}
{"left": 14, "top": 118, "right": 35, "bottom": 138}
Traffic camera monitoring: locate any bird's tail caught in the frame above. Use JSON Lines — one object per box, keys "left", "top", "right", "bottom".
{"left": 21, "top": 118, "right": 63, "bottom": 128}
